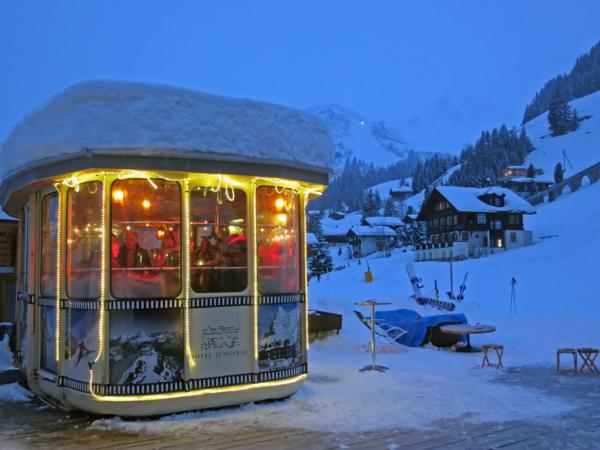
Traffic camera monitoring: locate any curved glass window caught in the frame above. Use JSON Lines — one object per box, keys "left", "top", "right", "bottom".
{"left": 111, "top": 179, "right": 181, "bottom": 299}
{"left": 190, "top": 187, "right": 248, "bottom": 293}
{"left": 66, "top": 181, "right": 102, "bottom": 299}
{"left": 40, "top": 194, "right": 58, "bottom": 298}
{"left": 256, "top": 187, "right": 300, "bottom": 294}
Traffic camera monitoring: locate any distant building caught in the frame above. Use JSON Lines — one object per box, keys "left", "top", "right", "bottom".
{"left": 503, "top": 177, "right": 554, "bottom": 198}
{"left": 388, "top": 183, "right": 413, "bottom": 202}
{"left": 415, "top": 186, "right": 535, "bottom": 261}
{"left": 503, "top": 165, "right": 543, "bottom": 179}
{"left": 347, "top": 225, "right": 397, "bottom": 258}
{"left": 361, "top": 216, "right": 403, "bottom": 230}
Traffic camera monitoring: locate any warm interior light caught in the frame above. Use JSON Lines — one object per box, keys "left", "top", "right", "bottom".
{"left": 142, "top": 199, "right": 151, "bottom": 210}
{"left": 275, "top": 197, "right": 285, "bottom": 211}
{"left": 157, "top": 227, "right": 166, "bottom": 240}
{"left": 277, "top": 213, "right": 287, "bottom": 226}
{"left": 112, "top": 189, "right": 125, "bottom": 203}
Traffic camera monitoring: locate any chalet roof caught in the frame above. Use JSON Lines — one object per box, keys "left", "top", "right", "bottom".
{"left": 418, "top": 186, "right": 535, "bottom": 218}
{"left": 0, "top": 208, "right": 16, "bottom": 222}
{"left": 506, "top": 165, "right": 529, "bottom": 170}
{"left": 347, "top": 225, "right": 397, "bottom": 237}
{"left": 363, "top": 216, "right": 403, "bottom": 227}
{"left": 391, "top": 185, "right": 412, "bottom": 193}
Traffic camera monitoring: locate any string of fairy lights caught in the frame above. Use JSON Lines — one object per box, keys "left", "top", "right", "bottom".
{"left": 47, "top": 170, "right": 323, "bottom": 402}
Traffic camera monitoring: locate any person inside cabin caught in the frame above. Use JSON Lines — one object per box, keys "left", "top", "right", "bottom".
{"left": 118, "top": 230, "right": 151, "bottom": 270}
{"left": 192, "top": 233, "right": 222, "bottom": 292}
{"left": 111, "top": 234, "right": 121, "bottom": 268}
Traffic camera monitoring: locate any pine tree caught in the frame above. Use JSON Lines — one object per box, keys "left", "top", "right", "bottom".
{"left": 361, "top": 190, "right": 380, "bottom": 218}
{"left": 526, "top": 163, "right": 536, "bottom": 178}
{"left": 308, "top": 234, "right": 333, "bottom": 281}
{"left": 548, "top": 94, "right": 575, "bottom": 136}
{"left": 307, "top": 211, "right": 324, "bottom": 235}
{"left": 554, "top": 162, "right": 564, "bottom": 184}
{"left": 383, "top": 196, "right": 397, "bottom": 217}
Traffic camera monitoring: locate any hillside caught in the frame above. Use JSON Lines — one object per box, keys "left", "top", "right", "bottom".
{"left": 524, "top": 89, "right": 600, "bottom": 178}
{"left": 308, "top": 104, "right": 430, "bottom": 170}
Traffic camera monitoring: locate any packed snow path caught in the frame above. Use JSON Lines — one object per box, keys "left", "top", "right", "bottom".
{"left": 0, "top": 367, "right": 599, "bottom": 449}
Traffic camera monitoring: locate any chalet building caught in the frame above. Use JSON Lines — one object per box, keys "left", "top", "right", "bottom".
{"left": 415, "top": 186, "right": 535, "bottom": 261}
{"left": 361, "top": 216, "right": 403, "bottom": 230}
{"left": 503, "top": 165, "right": 543, "bottom": 179}
{"left": 388, "top": 183, "right": 413, "bottom": 202}
{"left": 347, "top": 225, "right": 397, "bottom": 258}
{"left": 503, "top": 177, "right": 554, "bottom": 198}
{"left": 0, "top": 211, "right": 17, "bottom": 325}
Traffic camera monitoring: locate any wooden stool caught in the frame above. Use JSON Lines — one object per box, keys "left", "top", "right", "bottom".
{"left": 577, "top": 348, "right": 599, "bottom": 374}
{"left": 482, "top": 344, "right": 504, "bottom": 369}
{"left": 556, "top": 348, "right": 578, "bottom": 375}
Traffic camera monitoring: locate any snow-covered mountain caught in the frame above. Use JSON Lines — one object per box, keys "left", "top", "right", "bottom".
{"left": 523, "top": 90, "right": 600, "bottom": 178}
{"left": 308, "top": 104, "right": 424, "bottom": 171}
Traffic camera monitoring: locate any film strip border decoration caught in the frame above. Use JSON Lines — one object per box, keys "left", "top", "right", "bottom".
{"left": 258, "top": 293, "right": 305, "bottom": 305}
{"left": 60, "top": 364, "right": 307, "bottom": 396}
{"left": 57, "top": 294, "right": 306, "bottom": 310}
{"left": 190, "top": 296, "right": 253, "bottom": 308}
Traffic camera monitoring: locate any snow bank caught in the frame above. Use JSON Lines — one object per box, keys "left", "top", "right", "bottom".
{"left": 1, "top": 80, "right": 334, "bottom": 180}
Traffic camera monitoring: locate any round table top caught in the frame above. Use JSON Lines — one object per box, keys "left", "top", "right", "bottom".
{"left": 440, "top": 324, "right": 496, "bottom": 335}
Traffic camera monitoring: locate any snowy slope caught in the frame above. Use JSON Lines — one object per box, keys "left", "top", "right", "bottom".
{"left": 308, "top": 104, "right": 428, "bottom": 171}
{"left": 524, "top": 90, "right": 600, "bottom": 178}
{"left": 366, "top": 177, "right": 412, "bottom": 199}
{"left": 320, "top": 211, "right": 362, "bottom": 237}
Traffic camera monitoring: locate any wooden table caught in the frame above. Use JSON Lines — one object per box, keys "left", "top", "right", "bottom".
{"left": 355, "top": 300, "right": 391, "bottom": 372}
{"left": 440, "top": 323, "right": 496, "bottom": 352}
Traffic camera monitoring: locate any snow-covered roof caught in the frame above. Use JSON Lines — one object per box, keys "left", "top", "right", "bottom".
{"left": 0, "top": 208, "right": 17, "bottom": 221}
{"left": 322, "top": 211, "right": 362, "bottom": 236}
{"left": 348, "top": 225, "right": 397, "bottom": 237}
{"left": 391, "top": 185, "right": 413, "bottom": 193}
{"left": 306, "top": 232, "right": 318, "bottom": 245}
{"left": 363, "top": 216, "right": 403, "bottom": 227}
{"left": 433, "top": 186, "right": 536, "bottom": 214}
{"left": 1, "top": 80, "right": 334, "bottom": 182}
{"left": 506, "top": 165, "right": 529, "bottom": 170}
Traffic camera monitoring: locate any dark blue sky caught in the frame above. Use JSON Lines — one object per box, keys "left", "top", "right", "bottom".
{"left": 1, "top": 1, "right": 599, "bottom": 153}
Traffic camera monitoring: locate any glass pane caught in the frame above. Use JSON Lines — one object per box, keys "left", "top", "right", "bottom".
{"left": 190, "top": 187, "right": 248, "bottom": 293}
{"left": 67, "top": 181, "right": 102, "bottom": 299}
{"left": 40, "top": 305, "right": 57, "bottom": 373}
{"left": 111, "top": 179, "right": 181, "bottom": 299}
{"left": 41, "top": 194, "right": 58, "bottom": 297}
{"left": 257, "top": 187, "right": 300, "bottom": 294}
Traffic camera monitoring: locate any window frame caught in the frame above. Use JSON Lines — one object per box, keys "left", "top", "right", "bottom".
{"left": 189, "top": 184, "right": 250, "bottom": 295}
{"left": 256, "top": 185, "right": 301, "bottom": 295}
{"left": 66, "top": 180, "right": 103, "bottom": 300}
{"left": 40, "top": 192, "right": 58, "bottom": 299}
{"left": 109, "top": 178, "right": 183, "bottom": 300}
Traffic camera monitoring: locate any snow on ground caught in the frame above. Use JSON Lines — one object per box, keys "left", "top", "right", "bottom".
{"left": 524, "top": 90, "right": 600, "bottom": 178}
{"left": 0, "top": 335, "right": 32, "bottom": 402}
{"left": 91, "top": 176, "right": 600, "bottom": 435}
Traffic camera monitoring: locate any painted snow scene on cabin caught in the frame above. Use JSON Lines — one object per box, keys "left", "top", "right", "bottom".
{"left": 258, "top": 303, "right": 302, "bottom": 371}
{"left": 109, "top": 310, "right": 183, "bottom": 385}
{"left": 65, "top": 309, "right": 99, "bottom": 382}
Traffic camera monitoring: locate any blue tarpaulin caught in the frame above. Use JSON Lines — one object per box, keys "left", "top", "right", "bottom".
{"left": 371, "top": 309, "right": 468, "bottom": 347}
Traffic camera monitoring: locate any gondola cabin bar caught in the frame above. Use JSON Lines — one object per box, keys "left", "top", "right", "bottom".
{"left": 0, "top": 81, "right": 333, "bottom": 416}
